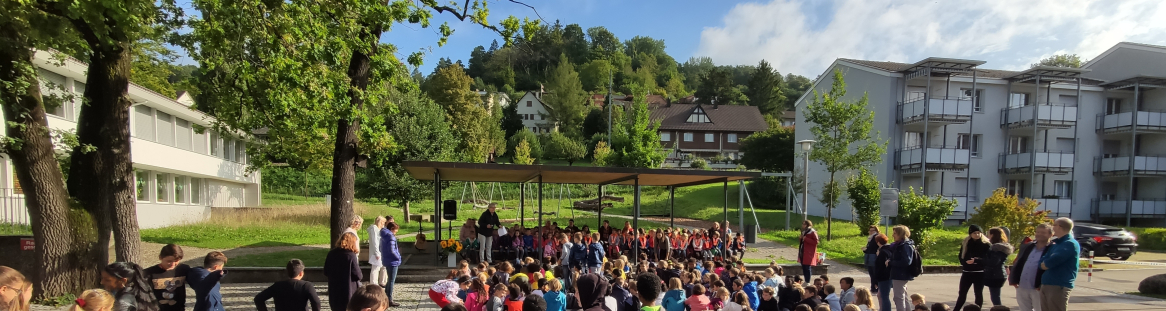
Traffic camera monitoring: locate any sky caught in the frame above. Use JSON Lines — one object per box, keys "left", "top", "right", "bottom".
{"left": 179, "top": 0, "right": 1166, "bottom": 79}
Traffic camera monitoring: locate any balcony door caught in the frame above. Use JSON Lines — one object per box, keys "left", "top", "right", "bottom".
{"left": 1009, "top": 93, "right": 1029, "bottom": 108}
{"left": 1106, "top": 98, "right": 1122, "bottom": 115}
{"left": 1008, "top": 136, "right": 1029, "bottom": 154}
{"left": 1006, "top": 179, "right": 1026, "bottom": 197}
{"left": 1102, "top": 140, "right": 1121, "bottom": 158}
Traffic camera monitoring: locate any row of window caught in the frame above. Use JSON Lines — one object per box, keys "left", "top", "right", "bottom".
{"left": 955, "top": 177, "right": 1072, "bottom": 200}
{"left": 521, "top": 114, "right": 545, "bottom": 120}
{"left": 660, "top": 132, "right": 738, "bottom": 143}
{"left": 908, "top": 133, "right": 1076, "bottom": 156}
{"left": 136, "top": 170, "right": 203, "bottom": 205}
{"left": 134, "top": 105, "right": 247, "bottom": 163}
{"left": 38, "top": 69, "right": 84, "bottom": 121}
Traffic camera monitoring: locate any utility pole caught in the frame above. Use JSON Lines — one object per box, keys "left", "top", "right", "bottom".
{"left": 607, "top": 67, "right": 613, "bottom": 143}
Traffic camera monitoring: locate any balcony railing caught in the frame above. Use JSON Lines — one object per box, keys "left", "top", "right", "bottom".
{"left": 1092, "top": 199, "right": 1166, "bottom": 218}
{"left": 998, "top": 152, "right": 1075, "bottom": 174}
{"left": 896, "top": 146, "right": 970, "bottom": 172}
{"left": 1094, "top": 156, "right": 1166, "bottom": 176}
{"left": 1096, "top": 111, "right": 1166, "bottom": 133}
{"left": 1000, "top": 104, "right": 1077, "bottom": 129}
{"left": 898, "top": 96, "right": 974, "bottom": 125}
{"left": 1035, "top": 198, "right": 1073, "bottom": 217}
{"left": 943, "top": 195, "right": 973, "bottom": 215}
{"left": 0, "top": 188, "right": 28, "bottom": 226}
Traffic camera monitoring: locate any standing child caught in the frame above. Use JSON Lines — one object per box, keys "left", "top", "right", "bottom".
{"left": 71, "top": 289, "right": 114, "bottom": 311}
{"left": 188, "top": 252, "right": 228, "bottom": 311}
{"left": 543, "top": 279, "right": 566, "bottom": 311}
{"left": 368, "top": 216, "right": 386, "bottom": 286}
{"left": 588, "top": 233, "right": 606, "bottom": 274}
{"left": 144, "top": 244, "right": 190, "bottom": 311}
{"left": 254, "top": 259, "right": 321, "bottom": 311}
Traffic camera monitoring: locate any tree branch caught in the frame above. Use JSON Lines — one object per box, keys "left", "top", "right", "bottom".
{"left": 505, "top": 0, "right": 544, "bottom": 23}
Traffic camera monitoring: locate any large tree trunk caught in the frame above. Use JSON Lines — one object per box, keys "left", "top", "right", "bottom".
{"left": 329, "top": 30, "right": 382, "bottom": 242}
{"left": 0, "top": 45, "right": 99, "bottom": 298}
{"left": 403, "top": 201, "right": 411, "bottom": 224}
{"left": 67, "top": 42, "right": 141, "bottom": 264}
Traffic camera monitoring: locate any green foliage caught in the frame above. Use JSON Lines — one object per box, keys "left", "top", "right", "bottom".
{"left": 129, "top": 40, "right": 184, "bottom": 98}
{"left": 501, "top": 98, "right": 525, "bottom": 138}
{"left": 580, "top": 59, "right": 615, "bottom": 93}
{"left": 513, "top": 139, "right": 534, "bottom": 165}
{"left": 542, "top": 53, "right": 590, "bottom": 140}
{"left": 426, "top": 65, "right": 503, "bottom": 163}
{"left": 606, "top": 84, "right": 665, "bottom": 168}
{"left": 592, "top": 140, "right": 611, "bottom": 167}
{"left": 818, "top": 180, "right": 844, "bottom": 212}
{"left": 33, "top": 293, "right": 77, "bottom": 307}
{"left": 355, "top": 85, "right": 459, "bottom": 204}
{"left": 738, "top": 122, "right": 794, "bottom": 172}
{"left": 696, "top": 67, "right": 747, "bottom": 105}
{"left": 508, "top": 129, "right": 542, "bottom": 160}
{"left": 781, "top": 74, "right": 813, "bottom": 111}
{"left": 746, "top": 60, "right": 786, "bottom": 115}
{"left": 846, "top": 168, "right": 881, "bottom": 231}
{"left": 581, "top": 107, "right": 607, "bottom": 140}
{"left": 689, "top": 158, "right": 708, "bottom": 169}
{"left": 1031, "top": 54, "right": 1086, "bottom": 68}
{"left": 261, "top": 167, "right": 331, "bottom": 196}
{"left": 896, "top": 187, "right": 957, "bottom": 254}
{"left": 542, "top": 132, "right": 586, "bottom": 165}
{"left": 969, "top": 188, "right": 1049, "bottom": 244}
{"left": 1127, "top": 227, "right": 1166, "bottom": 251}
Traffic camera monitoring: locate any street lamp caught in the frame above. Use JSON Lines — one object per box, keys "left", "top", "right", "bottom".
{"left": 797, "top": 140, "right": 815, "bottom": 222}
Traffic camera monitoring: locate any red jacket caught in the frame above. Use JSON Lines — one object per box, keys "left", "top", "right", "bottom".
{"left": 798, "top": 228, "right": 819, "bottom": 265}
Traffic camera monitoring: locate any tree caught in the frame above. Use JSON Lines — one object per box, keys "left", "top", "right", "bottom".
{"left": 607, "top": 84, "right": 665, "bottom": 168}
{"left": 695, "top": 67, "right": 746, "bottom": 105}
{"left": 746, "top": 60, "right": 785, "bottom": 115}
{"left": 592, "top": 140, "right": 611, "bottom": 166}
{"left": 513, "top": 139, "right": 534, "bottom": 165}
{"left": 680, "top": 56, "right": 715, "bottom": 92}
{"left": 543, "top": 132, "right": 586, "bottom": 165}
{"left": 738, "top": 120, "right": 794, "bottom": 172}
{"left": 805, "top": 69, "right": 887, "bottom": 240}
{"left": 542, "top": 53, "right": 590, "bottom": 139}
{"left": 897, "top": 187, "right": 957, "bottom": 254}
{"left": 579, "top": 59, "right": 614, "bottom": 93}
{"left": 581, "top": 107, "right": 606, "bottom": 140}
{"left": 587, "top": 26, "right": 623, "bottom": 62}
{"left": 969, "top": 188, "right": 1049, "bottom": 245}
{"left": 187, "top": 0, "right": 531, "bottom": 242}
{"left": 501, "top": 100, "right": 525, "bottom": 139}
{"left": 508, "top": 129, "right": 542, "bottom": 160}
{"left": 562, "top": 24, "right": 589, "bottom": 66}
{"left": 1031, "top": 54, "right": 1085, "bottom": 68}
{"left": 426, "top": 65, "right": 504, "bottom": 163}
{"left": 846, "top": 168, "right": 882, "bottom": 231}
{"left": 781, "top": 74, "right": 812, "bottom": 111}
{"left": 129, "top": 40, "right": 183, "bottom": 98}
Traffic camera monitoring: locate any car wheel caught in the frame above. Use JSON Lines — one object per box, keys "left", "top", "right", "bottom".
{"left": 1109, "top": 255, "right": 1129, "bottom": 261}
{"left": 1080, "top": 246, "right": 1093, "bottom": 257}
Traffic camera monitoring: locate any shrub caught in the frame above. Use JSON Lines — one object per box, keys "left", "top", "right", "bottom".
{"left": 1127, "top": 227, "right": 1166, "bottom": 251}
{"left": 513, "top": 140, "right": 534, "bottom": 165}
{"left": 897, "top": 187, "right": 956, "bottom": 254}
{"left": 846, "top": 168, "right": 881, "bottom": 232}
{"left": 592, "top": 140, "right": 611, "bottom": 166}
{"left": 1140, "top": 274, "right": 1166, "bottom": 295}
{"left": 508, "top": 129, "right": 542, "bottom": 160}
{"left": 969, "top": 188, "right": 1049, "bottom": 243}
{"left": 689, "top": 158, "right": 708, "bottom": 169}
{"left": 543, "top": 132, "right": 587, "bottom": 165}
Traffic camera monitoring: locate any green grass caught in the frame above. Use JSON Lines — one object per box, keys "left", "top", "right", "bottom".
{"left": 263, "top": 193, "right": 328, "bottom": 206}
{"left": 0, "top": 224, "right": 31, "bottom": 236}
{"left": 229, "top": 249, "right": 330, "bottom": 267}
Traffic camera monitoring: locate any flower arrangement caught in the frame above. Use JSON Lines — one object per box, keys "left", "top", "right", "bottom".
{"left": 439, "top": 238, "right": 462, "bottom": 258}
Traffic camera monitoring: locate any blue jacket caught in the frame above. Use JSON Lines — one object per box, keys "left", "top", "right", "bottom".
{"left": 743, "top": 281, "right": 760, "bottom": 310}
{"left": 544, "top": 289, "right": 567, "bottom": 311}
{"left": 1039, "top": 233, "right": 1080, "bottom": 288}
{"left": 661, "top": 289, "right": 685, "bottom": 311}
{"left": 889, "top": 239, "right": 916, "bottom": 281}
{"left": 187, "top": 267, "right": 225, "bottom": 311}
{"left": 380, "top": 229, "right": 402, "bottom": 267}
{"left": 587, "top": 242, "right": 605, "bottom": 266}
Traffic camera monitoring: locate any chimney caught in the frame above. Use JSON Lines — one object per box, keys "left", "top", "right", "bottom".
{"left": 713, "top": 97, "right": 718, "bottom": 110}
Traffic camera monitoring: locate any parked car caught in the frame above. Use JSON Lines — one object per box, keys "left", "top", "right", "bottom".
{"left": 1072, "top": 223, "right": 1138, "bottom": 260}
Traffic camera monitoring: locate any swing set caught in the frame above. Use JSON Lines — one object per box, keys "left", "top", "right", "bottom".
{"left": 457, "top": 182, "right": 599, "bottom": 222}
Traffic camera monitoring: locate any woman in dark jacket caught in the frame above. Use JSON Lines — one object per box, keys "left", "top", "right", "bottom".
{"left": 862, "top": 225, "right": 881, "bottom": 292}
{"left": 984, "top": 227, "right": 1014, "bottom": 307}
{"left": 887, "top": 225, "right": 916, "bottom": 311}
{"left": 324, "top": 232, "right": 363, "bottom": 311}
{"left": 954, "top": 225, "right": 991, "bottom": 311}
{"left": 870, "top": 234, "right": 891, "bottom": 311}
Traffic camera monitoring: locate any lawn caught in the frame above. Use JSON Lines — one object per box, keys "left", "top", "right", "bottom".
{"left": 229, "top": 249, "right": 330, "bottom": 267}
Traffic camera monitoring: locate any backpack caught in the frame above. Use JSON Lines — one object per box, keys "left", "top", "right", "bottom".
{"left": 909, "top": 244, "right": 923, "bottom": 277}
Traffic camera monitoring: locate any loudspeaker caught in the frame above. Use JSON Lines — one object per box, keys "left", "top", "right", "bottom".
{"left": 443, "top": 200, "right": 458, "bottom": 220}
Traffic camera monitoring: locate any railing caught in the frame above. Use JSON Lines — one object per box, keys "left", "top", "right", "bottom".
{"left": 0, "top": 188, "right": 28, "bottom": 226}
{"left": 1096, "top": 111, "right": 1166, "bottom": 132}
{"left": 1092, "top": 199, "right": 1166, "bottom": 218}
{"left": 1000, "top": 104, "right": 1077, "bottom": 128}
{"left": 1094, "top": 156, "right": 1166, "bottom": 175}
{"left": 897, "top": 145, "right": 971, "bottom": 168}
{"left": 998, "top": 152, "right": 1075, "bottom": 173}
{"left": 898, "top": 96, "right": 974, "bottom": 124}
{"left": 1035, "top": 198, "right": 1073, "bottom": 216}
{"left": 943, "top": 195, "right": 973, "bottom": 214}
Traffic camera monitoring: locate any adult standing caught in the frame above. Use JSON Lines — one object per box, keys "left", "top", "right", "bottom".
{"left": 1009, "top": 223, "right": 1052, "bottom": 311}
{"left": 953, "top": 225, "right": 990, "bottom": 311}
{"left": 380, "top": 222, "right": 403, "bottom": 307}
{"left": 478, "top": 203, "right": 502, "bottom": 264}
{"left": 368, "top": 216, "right": 386, "bottom": 286}
{"left": 797, "top": 220, "right": 819, "bottom": 284}
{"left": 984, "top": 227, "right": 1014, "bottom": 308}
{"left": 862, "top": 226, "right": 880, "bottom": 291}
{"left": 324, "top": 233, "right": 363, "bottom": 311}
{"left": 871, "top": 234, "right": 892, "bottom": 311}
{"left": 1039, "top": 218, "right": 1080, "bottom": 311}
{"left": 344, "top": 215, "right": 364, "bottom": 246}
{"left": 887, "top": 225, "right": 915, "bottom": 311}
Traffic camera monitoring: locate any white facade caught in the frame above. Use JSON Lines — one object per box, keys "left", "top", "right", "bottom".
{"left": 794, "top": 42, "right": 1166, "bottom": 226}
{"left": 0, "top": 50, "right": 261, "bottom": 229}
{"left": 515, "top": 91, "right": 556, "bottom": 133}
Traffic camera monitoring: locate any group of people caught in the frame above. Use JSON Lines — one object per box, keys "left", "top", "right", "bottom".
{"left": 793, "top": 218, "right": 1081, "bottom": 311}
{"left": 463, "top": 204, "right": 747, "bottom": 267}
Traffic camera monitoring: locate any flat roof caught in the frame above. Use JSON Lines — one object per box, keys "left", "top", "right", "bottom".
{"left": 1005, "top": 66, "right": 1091, "bottom": 82}
{"left": 1101, "top": 75, "right": 1166, "bottom": 90}
{"left": 902, "top": 57, "right": 986, "bottom": 73}
{"left": 403, "top": 161, "right": 760, "bottom": 187}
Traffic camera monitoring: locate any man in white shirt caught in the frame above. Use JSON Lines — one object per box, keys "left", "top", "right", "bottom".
{"left": 368, "top": 216, "right": 386, "bottom": 286}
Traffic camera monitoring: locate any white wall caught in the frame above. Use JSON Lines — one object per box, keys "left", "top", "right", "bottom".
{"left": 516, "top": 92, "right": 554, "bottom": 133}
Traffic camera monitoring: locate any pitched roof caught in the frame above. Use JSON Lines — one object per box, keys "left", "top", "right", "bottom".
{"left": 839, "top": 58, "right": 1019, "bottom": 79}
{"left": 649, "top": 103, "right": 767, "bottom": 132}
{"left": 781, "top": 110, "right": 796, "bottom": 120}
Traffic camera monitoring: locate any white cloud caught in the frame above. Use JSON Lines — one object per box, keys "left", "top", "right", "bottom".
{"left": 696, "top": 0, "right": 1166, "bottom": 77}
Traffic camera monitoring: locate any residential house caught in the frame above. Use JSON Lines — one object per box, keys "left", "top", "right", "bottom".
{"left": 651, "top": 102, "right": 768, "bottom": 164}
{"left": 515, "top": 91, "right": 556, "bottom": 133}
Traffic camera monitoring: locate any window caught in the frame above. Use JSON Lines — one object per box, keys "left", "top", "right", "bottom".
{"left": 134, "top": 106, "right": 155, "bottom": 141}
{"left": 210, "top": 132, "right": 221, "bottom": 157}
{"left": 174, "top": 176, "right": 186, "bottom": 204}
{"left": 1008, "top": 136, "right": 1028, "bottom": 154}
{"left": 683, "top": 133, "right": 694, "bottom": 142}
{"left": 235, "top": 140, "right": 247, "bottom": 164}
{"left": 193, "top": 127, "right": 208, "bottom": 154}
{"left": 224, "top": 138, "right": 236, "bottom": 162}
{"left": 175, "top": 119, "right": 192, "bottom": 150}
{"left": 1106, "top": 98, "right": 1122, "bottom": 115}
{"left": 727, "top": 133, "right": 738, "bottom": 143}
{"left": 38, "top": 69, "right": 70, "bottom": 119}
{"left": 156, "top": 173, "right": 170, "bottom": 203}
{"left": 1054, "top": 181, "right": 1072, "bottom": 198}
{"left": 962, "top": 89, "right": 983, "bottom": 112}
{"left": 957, "top": 134, "right": 981, "bottom": 157}
{"left": 156, "top": 111, "right": 175, "bottom": 146}
{"left": 1009, "top": 93, "right": 1029, "bottom": 108}
{"left": 1006, "top": 179, "right": 1025, "bottom": 197}
{"left": 686, "top": 107, "right": 711, "bottom": 123}
{"left": 540, "top": 115, "right": 545, "bottom": 120}
{"left": 660, "top": 132, "right": 671, "bottom": 142}
{"left": 903, "top": 132, "right": 922, "bottom": 148}
{"left": 136, "top": 171, "right": 149, "bottom": 201}
{"left": 527, "top": 101, "right": 532, "bottom": 107}
{"left": 190, "top": 178, "right": 202, "bottom": 205}
{"left": 955, "top": 177, "right": 981, "bottom": 201}
{"left": 704, "top": 133, "right": 715, "bottom": 142}
{"left": 531, "top": 127, "right": 537, "bottom": 132}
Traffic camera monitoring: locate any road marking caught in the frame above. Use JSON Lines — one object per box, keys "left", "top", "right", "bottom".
{"left": 1088, "top": 259, "right": 1166, "bottom": 266}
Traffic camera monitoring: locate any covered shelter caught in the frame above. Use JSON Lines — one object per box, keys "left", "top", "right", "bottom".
{"left": 403, "top": 161, "right": 761, "bottom": 265}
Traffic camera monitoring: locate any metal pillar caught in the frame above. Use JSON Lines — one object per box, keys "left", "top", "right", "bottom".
{"left": 633, "top": 177, "right": 640, "bottom": 264}
{"left": 786, "top": 177, "right": 792, "bottom": 231}
{"left": 598, "top": 185, "right": 604, "bottom": 225}
{"left": 537, "top": 175, "right": 543, "bottom": 251}
{"left": 433, "top": 170, "right": 442, "bottom": 264}
{"left": 802, "top": 152, "right": 810, "bottom": 222}
{"left": 1129, "top": 82, "right": 1141, "bottom": 226}
{"left": 723, "top": 179, "right": 729, "bottom": 256}
{"left": 669, "top": 186, "right": 675, "bottom": 228}
{"left": 520, "top": 183, "right": 525, "bottom": 227}
{"left": 738, "top": 180, "right": 745, "bottom": 235}
{"left": 964, "top": 70, "right": 977, "bottom": 221}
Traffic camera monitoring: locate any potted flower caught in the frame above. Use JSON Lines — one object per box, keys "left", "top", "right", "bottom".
{"left": 439, "top": 238, "right": 462, "bottom": 267}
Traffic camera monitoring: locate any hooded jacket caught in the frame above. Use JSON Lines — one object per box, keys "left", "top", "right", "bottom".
{"left": 577, "top": 274, "right": 612, "bottom": 311}
{"left": 661, "top": 289, "right": 685, "bottom": 311}
{"left": 889, "top": 239, "right": 917, "bottom": 281}
{"left": 984, "top": 242, "right": 1015, "bottom": 280}
{"left": 959, "top": 235, "right": 991, "bottom": 272}
{"left": 743, "top": 281, "right": 760, "bottom": 310}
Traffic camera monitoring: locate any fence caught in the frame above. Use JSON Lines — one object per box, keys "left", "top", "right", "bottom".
{"left": 0, "top": 189, "right": 28, "bottom": 226}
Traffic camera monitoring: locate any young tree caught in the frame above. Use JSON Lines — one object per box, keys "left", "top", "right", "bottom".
{"left": 543, "top": 132, "right": 586, "bottom": 165}
{"left": 746, "top": 60, "right": 785, "bottom": 115}
{"left": 592, "top": 140, "right": 611, "bottom": 166}
{"left": 738, "top": 119, "right": 794, "bottom": 172}
{"left": 501, "top": 101, "right": 525, "bottom": 139}
{"left": 542, "top": 53, "right": 590, "bottom": 140}
{"left": 1031, "top": 54, "right": 1085, "bottom": 68}
{"left": 607, "top": 84, "right": 665, "bottom": 168}
{"left": 513, "top": 140, "right": 534, "bottom": 165}
{"left": 897, "top": 187, "right": 957, "bottom": 254}
{"left": 846, "top": 168, "right": 882, "bottom": 231}
{"left": 508, "top": 129, "right": 543, "bottom": 161}
{"left": 804, "top": 69, "right": 887, "bottom": 240}
{"left": 187, "top": 0, "right": 534, "bottom": 241}
{"left": 969, "top": 188, "right": 1049, "bottom": 245}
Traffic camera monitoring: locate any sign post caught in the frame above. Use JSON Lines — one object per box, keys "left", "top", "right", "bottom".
{"left": 879, "top": 188, "right": 899, "bottom": 233}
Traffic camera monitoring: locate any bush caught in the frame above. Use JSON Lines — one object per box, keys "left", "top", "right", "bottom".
{"left": 508, "top": 129, "right": 542, "bottom": 160}
{"left": 1140, "top": 274, "right": 1166, "bottom": 295}
{"left": 543, "top": 132, "right": 587, "bottom": 165}
{"left": 969, "top": 188, "right": 1050, "bottom": 243}
{"left": 262, "top": 167, "right": 330, "bottom": 196}
{"left": 592, "top": 140, "right": 611, "bottom": 166}
{"left": 1128, "top": 227, "right": 1166, "bottom": 251}
{"left": 689, "top": 158, "right": 708, "bottom": 169}
{"left": 513, "top": 140, "right": 534, "bottom": 165}
{"left": 897, "top": 187, "right": 956, "bottom": 254}
{"left": 846, "top": 168, "right": 881, "bottom": 231}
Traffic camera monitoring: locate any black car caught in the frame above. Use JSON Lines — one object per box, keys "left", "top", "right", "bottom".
{"left": 1073, "top": 223, "right": 1138, "bottom": 260}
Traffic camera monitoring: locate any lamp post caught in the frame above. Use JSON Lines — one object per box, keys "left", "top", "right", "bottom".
{"left": 798, "top": 140, "right": 815, "bottom": 222}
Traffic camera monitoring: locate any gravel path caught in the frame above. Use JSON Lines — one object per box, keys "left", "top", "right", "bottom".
{"left": 32, "top": 282, "right": 441, "bottom": 311}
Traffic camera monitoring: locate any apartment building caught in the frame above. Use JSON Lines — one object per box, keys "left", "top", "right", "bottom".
{"left": 794, "top": 42, "right": 1166, "bottom": 226}
{"left": 0, "top": 50, "right": 262, "bottom": 229}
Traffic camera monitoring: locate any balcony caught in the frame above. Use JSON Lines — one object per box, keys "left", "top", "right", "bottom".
{"left": 944, "top": 195, "right": 973, "bottom": 216}
{"left": 1096, "top": 111, "right": 1166, "bottom": 134}
{"left": 998, "top": 152, "right": 1074, "bottom": 174}
{"left": 1035, "top": 198, "right": 1073, "bottom": 218}
{"left": 1094, "top": 156, "right": 1166, "bottom": 176}
{"left": 1092, "top": 199, "right": 1166, "bottom": 218}
{"left": 1000, "top": 104, "right": 1077, "bottom": 129}
{"left": 897, "top": 96, "right": 974, "bottom": 126}
{"left": 895, "top": 146, "right": 970, "bottom": 174}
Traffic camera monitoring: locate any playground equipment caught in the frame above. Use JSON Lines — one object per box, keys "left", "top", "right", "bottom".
{"left": 459, "top": 181, "right": 504, "bottom": 209}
